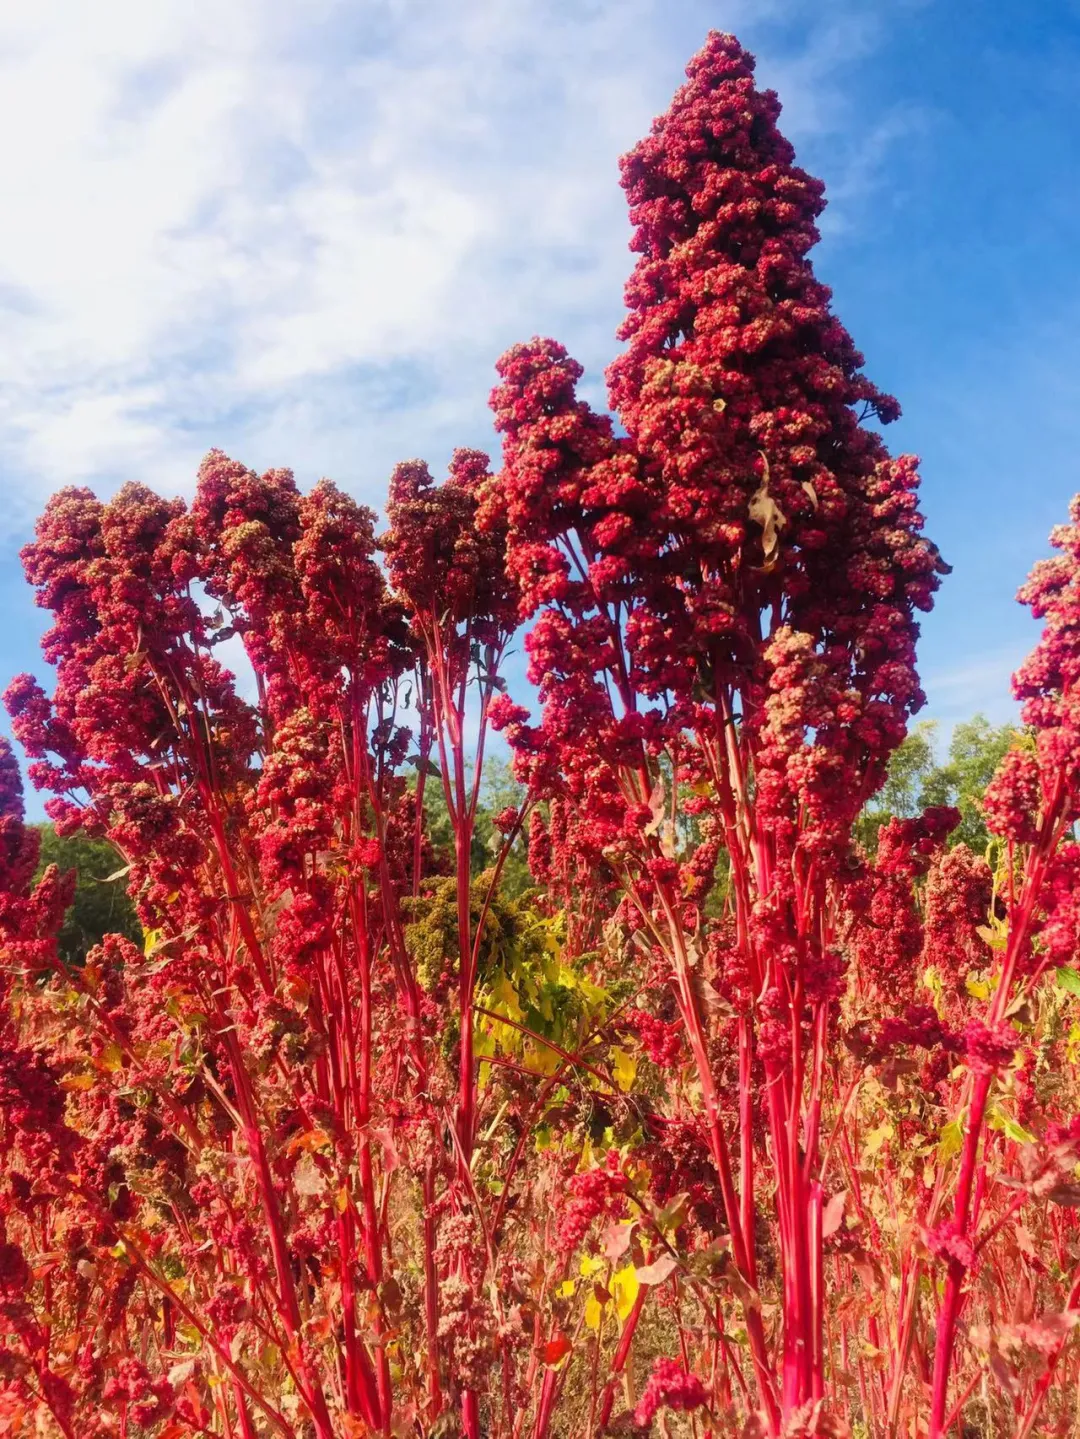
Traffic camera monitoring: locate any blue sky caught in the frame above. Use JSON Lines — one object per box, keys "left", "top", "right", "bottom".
{"left": 1, "top": 0, "right": 1077, "bottom": 814}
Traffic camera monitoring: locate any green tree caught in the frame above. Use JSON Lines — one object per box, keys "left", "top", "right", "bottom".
{"left": 918, "top": 715, "right": 1020, "bottom": 851}
{"left": 34, "top": 824, "right": 141, "bottom": 964}
{"left": 878, "top": 720, "right": 939, "bottom": 818}
{"left": 417, "top": 753, "right": 531, "bottom": 897}
{"left": 857, "top": 714, "right": 1021, "bottom": 854}
{"left": 856, "top": 720, "right": 938, "bottom": 850}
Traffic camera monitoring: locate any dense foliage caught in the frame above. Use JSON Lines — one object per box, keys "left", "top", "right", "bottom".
{"left": 2, "top": 31, "right": 1080, "bottom": 1439}
{"left": 33, "top": 825, "right": 141, "bottom": 964}
{"left": 857, "top": 716, "right": 1020, "bottom": 854}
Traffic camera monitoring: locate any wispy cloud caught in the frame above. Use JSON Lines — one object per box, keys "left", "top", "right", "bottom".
{"left": 920, "top": 644, "right": 1030, "bottom": 731}
{"left": 0, "top": 0, "right": 918, "bottom": 536}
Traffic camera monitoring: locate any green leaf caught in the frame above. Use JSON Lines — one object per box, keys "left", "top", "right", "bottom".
{"left": 938, "top": 1116, "right": 965, "bottom": 1160}
{"left": 1056, "top": 967, "right": 1080, "bottom": 997}
{"left": 988, "top": 1107, "right": 1037, "bottom": 1145}
{"left": 1002, "top": 1116, "right": 1037, "bottom": 1145}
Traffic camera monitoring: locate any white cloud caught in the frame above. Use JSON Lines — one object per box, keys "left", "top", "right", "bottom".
{"left": 0, "top": 0, "right": 911, "bottom": 531}
{"left": 921, "top": 646, "right": 1028, "bottom": 732}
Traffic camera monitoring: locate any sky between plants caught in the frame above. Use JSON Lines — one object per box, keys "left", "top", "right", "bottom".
{"left": 0, "top": 0, "right": 1076, "bottom": 817}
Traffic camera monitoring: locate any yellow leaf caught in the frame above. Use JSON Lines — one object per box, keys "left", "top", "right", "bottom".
{"left": 938, "top": 1116, "right": 965, "bottom": 1160}
{"left": 527, "top": 1043, "right": 561, "bottom": 1076}
{"left": 584, "top": 1294, "right": 603, "bottom": 1331}
{"left": 863, "top": 1122, "right": 894, "bottom": 1158}
{"left": 579, "top": 1255, "right": 605, "bottom": 1278}
{"left": 577, "top": 976, "right": 609, "bottom": 1009}
{"left": 611, "top": 1265, "right": 640, "bottom": 1323}
{"left": 143, "top": 928, "right": 163, "bottom": 958}
{"left": 557, "top": 1279, "right": 575, "bottom": 1298}
{"left": 612, "top": 1048, "right": 638, "bottom": 1094}
{"left": 100, "top": 1042, "right": 123, "bottom": 1073}
{"left": 976, "top": 924, "right": 1007, "bottom": 952}
{"left": 965, "top": 975, "right": 990, "bottom": 1001}
{"left": 490, "top": 972, "right": 524, "bottom": 1022}
{"left": 61, "top": 1072, "right": 95, "bottom": 1092}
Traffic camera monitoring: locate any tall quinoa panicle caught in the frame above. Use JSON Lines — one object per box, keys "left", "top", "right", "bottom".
{"left": 607, "top": 31, "right": 945, "bottom": 799}
{"left": 482, "top": 32, "right": 951, "bottom": 1431}
{"left": 923, "top": 499, "right": 1080, "bottom": 1437}
{"left": 1012, "top": 493, "right": 1080, "bottom": 804}
{"left": 486, "top": 32, "right": 946, "bottom": 873}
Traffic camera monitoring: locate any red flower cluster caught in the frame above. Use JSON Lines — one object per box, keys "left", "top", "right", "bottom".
{"left": 634, "top": 1357, "right": 709, "bottom": 1427}
{"left": 624, "top": 1007, "right": 683, "bottom": 1067}
{"left": 922, "top": 843, "right": 993, "bottom": 986}
{"left": 556, "top": 1152, "right": 629, "bottom": 1254}
{"left": 925, "top": 1220, "right": 976, "bottom": 1272}
{"left": 983, "top": 748, "right": 1041, "bottom": 845}
{"left": 1014, "top": 495, "right": 1080, "bottom": 812}
{"left": 845, "top": 808, "right": 958, "bottom": 997}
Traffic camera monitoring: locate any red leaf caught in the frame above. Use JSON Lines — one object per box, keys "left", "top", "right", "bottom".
{"left": 544, "top": 1333, "right": 572, "bottom": 1366}
{"left": 822, "top": 1191, "right": 847, "bottom": 1239}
